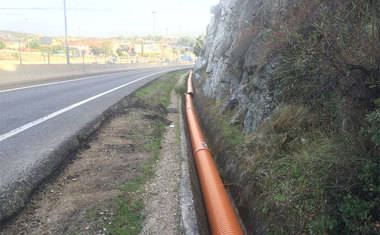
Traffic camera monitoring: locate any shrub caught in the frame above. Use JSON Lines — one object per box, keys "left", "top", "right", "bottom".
{"left": 364, "top": 99, "right": 380, "bottom": 146}
{"left": 0, "top": 41, "right": 5, "bottom": 50}
{"left": 274, "top": 0, "right": 380, "bottom": 113}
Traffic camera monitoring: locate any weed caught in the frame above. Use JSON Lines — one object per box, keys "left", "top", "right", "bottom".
{"left": 136, "top": 71, "right": 186, "bottom": 107}
{"left": 363, "top": 98, "right": 380, "bottom": 146}
{"left": 174, "top": 82, "right": 186, "bottom": 95}
{"left": 104, "top": 71, "right": 184, "bottom": 234}
{"left": 106, "top": 198, "right": 144, "bottom": 235}
{"left": 193, "top": 2, "right": 380, "bottom": 234}
{"left": 338, "top": 194, "right": 376, "bottom": 234}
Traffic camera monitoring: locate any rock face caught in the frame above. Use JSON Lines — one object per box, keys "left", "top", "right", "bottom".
{"left": 194, "top": 0, "right": 283, "bottom": 133}
{"left": 194, "top": 1, "right": 380, "bottom": 234}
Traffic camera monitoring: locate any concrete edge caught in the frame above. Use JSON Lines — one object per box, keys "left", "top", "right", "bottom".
{"left": 179, "top": 81, "right": 200, "bottom": 235}
{"left": 180, "top": 91, "right": 211, "bottom": 235}
{"left": 192, "top": 87, "right": 249, "bottom": 235}
{"left": 0, "top": 67, "right": 191, "bottom": 224}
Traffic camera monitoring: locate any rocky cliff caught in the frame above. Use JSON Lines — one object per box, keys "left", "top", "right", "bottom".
{"left": 194, "top": 0, "right": 283, "bottom": 133}
{"left": 194, "top": 0, "right": 380, "bottom": 234}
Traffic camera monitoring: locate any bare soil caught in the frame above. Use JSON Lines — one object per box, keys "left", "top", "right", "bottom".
{"left": 140, "top": 85, "right": 182, "bottom": 235}
{"left": 0, "top": 99, "right": 168, "bottom": 235}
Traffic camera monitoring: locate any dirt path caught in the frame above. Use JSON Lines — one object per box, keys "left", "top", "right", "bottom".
{"left": 0, "top": 72, "right": 190, "bottom": 235}
{"left": 140, "top": 82, "right": 182, "bottom": 235}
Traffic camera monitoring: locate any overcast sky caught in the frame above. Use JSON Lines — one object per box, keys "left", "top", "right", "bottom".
{"left": 0, "top": 0, "right": 219, "bottom": 37}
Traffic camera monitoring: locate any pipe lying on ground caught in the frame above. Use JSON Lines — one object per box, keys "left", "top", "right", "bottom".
{"left": 185, "top": 72, "right": 244, "bottom": 235}
{"left": 187, "top": 70, "right": 194, "bottom": 95}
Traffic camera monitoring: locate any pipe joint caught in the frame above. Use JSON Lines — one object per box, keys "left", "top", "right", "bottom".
{"left": 185, "top": 70, "right": 244, "bottom": 235}
{"left": 194, "top": 146, "right": 210, "bottom": 155}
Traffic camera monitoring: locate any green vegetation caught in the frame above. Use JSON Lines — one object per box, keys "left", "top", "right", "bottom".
{"left": 218, "top": 114, "right": 244, "bottom": 146}
{"left": 0, "top": 41, "right": 5, "bottom": 50}
{"left": 103, "top": 41, "right": 113, "bottom": 55}
{"left": 193, "top": 35, "right": 204, "bottom": 57}
{"left": 364, "top": 98, "right": 380, "bottom": 147}
{"left": 90, "top": 46, "right": 104, "bottom": 56}
{"left": 50, "top": 45, "right": 64, "bottom": 54}
{"left": 247, "top": 1, "right": 380, "bottom": 233}
{"left": 202, "top": 1, "right": 380, "bottom": 234}
{"left": 103, "top": 71, "right": 185, "bottom": 235}
{"left": 268, "top": 2, "right": 380, "bottom": 232}
{"left": 107, "top": 125, "right": 165, "bottom": 235}
{"left": 209, "top": 102, "right": 379, "bottom": 234}
{"left": 176, "top": 36, "right": 195, "bottom": 47}
{"left": 29, "top": 41, "right": 41, "bottom": 50}
{"left": 105, "top": 199, "right": 144, "bottom": 235}
{"left": 136, "top": 70, "right": 186, "bottom": 107}
{"left": 174, "top": 81, "right": 186, "bottom": 95}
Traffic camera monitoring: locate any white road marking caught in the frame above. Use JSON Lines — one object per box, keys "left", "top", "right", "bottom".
{"left": 0, "top": 70, "right": 171, "bottom": 142}
{"left": 0, "top": 72, "right": 129, "bottom": 94}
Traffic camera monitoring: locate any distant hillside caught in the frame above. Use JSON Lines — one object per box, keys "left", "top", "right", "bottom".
{"left": 0, "top": 30, "right": 37, "bottom": 40}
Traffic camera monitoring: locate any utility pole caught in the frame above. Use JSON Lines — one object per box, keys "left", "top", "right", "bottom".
{"left": 64, "top": 0, "right": 70, "bottom": 64}
{"left": 18, "top": 40, "right": 22, "bottom": 65}
{"left": 141, "top": 40, "right": 144, "bottom": 56}
{"left": 104, "top": 48, "right": 107, "bottom": 64}
{"left": 152, "top": 11, "right": 156, "bottom": 40}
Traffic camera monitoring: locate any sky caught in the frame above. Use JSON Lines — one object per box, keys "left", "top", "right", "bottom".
{"left": 0, "top": 0, "right": 220, "bottom": 37}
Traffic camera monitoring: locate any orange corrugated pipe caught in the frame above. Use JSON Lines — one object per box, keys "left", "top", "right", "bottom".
{"left": 185, "top": 72, "right": 244, "bottom": 235}
{"left": 187, "top": 70, "right": 194, "bottom": 95}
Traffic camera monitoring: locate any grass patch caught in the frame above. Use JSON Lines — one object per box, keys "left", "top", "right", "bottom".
{"left": 103, "top": 70, "right": 186, "bottom": 235}
{"left": 109, "top": 127, "right": 162, "bottom": 230}
{"left": 136, "top": 70, "right": 186, "bottom": 107}
{"left": 174, "top": 82, "right": 186, "bottom": 96}
{"left": 208, "top": 102, "right": 245, "bottom": 147}
{"left": 220, "top": 119, "right": 244, "bottom": 146}
{"left": 206, "top": 102, "right": 379, "bottom": 234}
{"left": 198, "top": 94, "right": 379, "bottom": 234}
{"left": 242, "top": 104, "right": 380, "bottom": 234}
{"left": 106, "top": 119, "right": 165, "bottom": 235}
{"left": 105, "top": 199, "right": 144, "bottom": 235}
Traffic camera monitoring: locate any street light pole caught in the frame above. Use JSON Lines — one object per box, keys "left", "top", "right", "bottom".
{"left": 64, "top": 0, "right": 70, "bottom": 64}
{"left": 152, "top": 11, "right": 156, "bottom": 40}
{"left": 18, "top": 40, "right": 22, "bottom": 65}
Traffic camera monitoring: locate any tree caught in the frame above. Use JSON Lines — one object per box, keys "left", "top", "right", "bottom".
{"left": 177, "top": 36, "right": 195, "bottom": 47}
{"left": 50, "top": 45, "right": 64, "bottom": 54}
{"left": 29, "top": 41, "right": 41, "bottom": 50}
{"left": 90, "top": 46, "right": 103, "bottom": 56}
{"left": 40, "top": 46, "right": 50, "bottom": 54}
{"left": 193, "top": 35, "right": 204, "bottom": 56}
{"left": 116, "top": 48, "right": 123, "bottom": 56}
{"left": 102, "top": 41, "right": 113, "bottom": 55}
{"left": 153, "top": 35, "right": 163, "bottom": 41}
{"left": 0, "top": 41, "right": 5, "bottom": 50}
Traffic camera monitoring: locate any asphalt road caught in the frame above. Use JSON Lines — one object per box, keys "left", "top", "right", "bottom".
{"left": 0, "top": 66, "right": 189, "bottom": 221}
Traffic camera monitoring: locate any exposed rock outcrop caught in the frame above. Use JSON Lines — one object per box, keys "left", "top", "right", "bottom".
{"left": 194, "top": 0, "right": 284, "bottom": 133}
{"left": 194, "top": 0, "right": 380, "bottom": 234}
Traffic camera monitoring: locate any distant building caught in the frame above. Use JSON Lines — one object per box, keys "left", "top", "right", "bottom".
{"left": 6, "top": 40, "right": 24, "bottom": 50}
{"left": 68, "top": 41, "right": 91, "bottom": 57}
{"left": 40, "top": 37, "right": 53, "bottom": 45}
{"left": 135, "top": 41, "right": 161, "bottom": 56}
